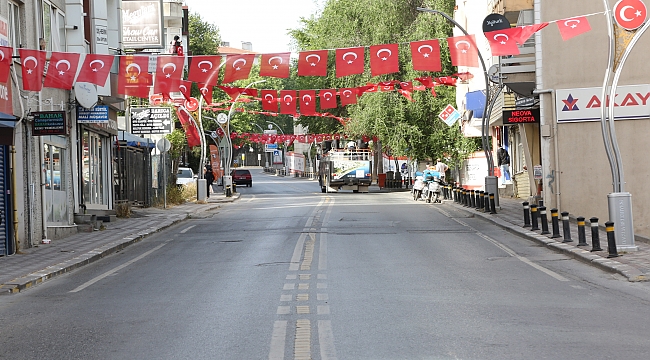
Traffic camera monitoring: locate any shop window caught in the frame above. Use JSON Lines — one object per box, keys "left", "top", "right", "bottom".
{"left": 83, "top": 130, "right": 105, "bottom": 205}
{"left": 37, "top": 0, "right": 66, "bottom": 52}
{"left": 8, "top": 1, "right": 23, "bottom": 55}
{"left": 43, "top": 139, "right": 69, "bottom": 224}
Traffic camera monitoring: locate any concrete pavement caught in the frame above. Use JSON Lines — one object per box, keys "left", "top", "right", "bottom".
{"left": 0, "top": 192, "right": 240, "bottom": 295}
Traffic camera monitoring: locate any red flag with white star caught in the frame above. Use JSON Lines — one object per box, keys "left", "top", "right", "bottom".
{"left": 19, "top": 49, "right": 46, "bottom": 91}
{"left": 485, "top": 28, "right": 521, "bottom": 56}
{"left": 280, "top": 90, "right": 297, "bottom": 114}
{"left": 179, "top": 80, "right": 192, "bottom": 101}
{"left": 117, "top": 55, "right": 152, "bottom": 98}
{"left": 188, "top": 55, "right": 221, "bottom": 85}
{"left": 261, "top": 90, "right": 278, "bottom": 112}
{"left": 43, "top": 51, "right": 80, "bottom": 90}
{"left": 336, "top": 47, "right": 365, "bottom": 78}
{"left": 557, "top": 16, "right": 592, "bottom": 41}
{"left": 222, "top": 54, "right": 255, "bottom": 84}
{"left": 410, "top": 39, "right": 441, "bottom": 72}
{"left": 300, "top": 90, "right": 317, "bottom": 115}
{"left": 297, "top": 50, "right": 328, "bottom": 76}
{"left": 515, "top": 23, "right": 549, "bottom": 44}
{"left": 154, "top": 56, "right": 185, "bottom": 96}
{"left": 198, "top": 83, "right": 213, "bottom": 105}
{"left": 0, "top": 46, "right": 13, "bottom": 83}
{"left": 370, "top": 43, "right": 399, "bottom": 76}
{"left": 447, "top": 35, "right": 479, "bottom": 68}
{"left": 76, "top": 54, "right": 114, "bottom": 86}
{"left": 340, "top": 88, "right": 358, "bottom": 106}
{"left": 260, "top": 53, "right": 290, "bottom": 78}
{"left": 176, "top": 106, "right": 201, "bottom": 148}
{"left": 319, "top": 89, "right": 337, "bottom": 110}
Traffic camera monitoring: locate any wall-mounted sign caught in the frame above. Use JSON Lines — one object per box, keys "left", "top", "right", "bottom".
{"left": 122, "top": 0, "right": 164, "bottom": 49}
{"left": 556, "top": 84, "right": 650, "bottom": 123}
{"left": 95, "top": 25, "right": 108, "bottom": 46}
{"left": 33, "top": 111, "right": 67, "bottom": 136}
{"left": 533, "top": 165, "right": 543, "bottom": 180}
{"left": 130, "top": 107, "right": 173, "bottom": 134}
{"left": 438, "top": 104, "right": 461, "bottom": 126}
{"left": 77, "top": 105, "right": 109, "bottom": 123}
{"left": 502, "top": 108, "right": 540, "bottom": 124}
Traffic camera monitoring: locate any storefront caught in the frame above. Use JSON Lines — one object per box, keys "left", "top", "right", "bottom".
{"left": 79, "top": 118, "right": 118, "bottom": 211}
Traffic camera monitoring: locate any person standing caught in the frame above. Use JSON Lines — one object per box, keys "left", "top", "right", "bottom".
{"left": 434, "top": 158, "right": 448, "bottom": 182}
{"left": 497, "top": 144, "right": 511, "bottom": 184}
{"left": 204, "top": 166, "right": 215, "bottom": 198}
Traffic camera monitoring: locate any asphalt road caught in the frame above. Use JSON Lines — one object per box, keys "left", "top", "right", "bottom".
{"left": 1, "top": 170, "right": 649, "bottom": 359}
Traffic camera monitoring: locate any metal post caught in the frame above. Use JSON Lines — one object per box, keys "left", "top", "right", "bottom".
{"left": 522, "top": 202, "right": 531, "bottom": 227}
{"left": 489, "top": 193, "right": 497, "bottom": 214}
{"left": 530, "top": 204, "right": 539, "bottom": 231}
{"left": 590, "top": 217, "right": 603, "bottom": 252}
{"left": 605, "top": 221, "right": 619, "bottom": 258}
{"left": 470, "top": 190, "right": 475, "bottom": 208}
{"left": 561, "top": 211, "right": 572, "bottom": 243}
{"left": 550, "top": 208, "right": 561, "bottom": 238}
{"left": 539, "top": 206, "right": 550, "bottom": 234}
{"left": 484, "top": 192, "right": 490, "bottom": 213}
{"left": 577, "top": 217, "right": 588, "bottom": 247}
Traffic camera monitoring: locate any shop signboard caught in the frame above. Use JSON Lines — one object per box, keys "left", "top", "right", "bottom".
{"left": 502, "top": 108, "right": 540, "bottom": 124}
{"left": 77, "top": 105, "right": 109, "bottom": 123}
{"left": 130, "top": 107, "right": 173, "bottom": 134}
{"left": 556, "top": 84, "right": 650, "bottom": 123}
{"left": 122, "top": 0, "right": 164, "bottom": 49}
{"left": 33, "top": 111, "right": 67, "bottom": 136}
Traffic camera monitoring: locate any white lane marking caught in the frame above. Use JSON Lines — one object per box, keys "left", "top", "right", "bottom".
{"left": 318, "top": 320, "right": 338, "bottom": 360}
{"left": 70, "top": 242, "right": 168, "bottom": 293}
{"left": 289, "top": 233, "right": 307, "bottom": 271}
{"left": 318, "top": 230, "right": 328, "bottom": 271}
{"left": 253, "top": 204, "right": 322, "bottom": 211}
{"left": 277, "top": 306, "right": 290, "bottom": 315}
{"left": 269, "top": 320, "right": 287, "bottom": 360}
{"left": 452, "top": 218, "right": 570, "bottom": 282}
{"left": 180, "top": 225, "right": 195, "bottom": 234}
{"left": 246, "top": 195, "right": 256, "bottom": 203}
{"left": 317, "top": 305, "right": 330, "bottom": 315}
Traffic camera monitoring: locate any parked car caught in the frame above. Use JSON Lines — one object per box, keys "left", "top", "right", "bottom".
{"left": 176, "top": 167, "right": 196, "bottom": 186}
{"left": 231, "top": 169, "right": 252, "bottom": 187}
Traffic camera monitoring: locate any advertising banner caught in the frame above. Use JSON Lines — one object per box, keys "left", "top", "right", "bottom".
{"left": 556, "top": 84, "right": 650, "bottom": 123}
{"left": 122, "top": 0, "right": 164, "bottom": 49}
{"left": 33, "top": 111, "right": 67, "bottom": 136}
{"left": 209, "top": 145, "right": 223, "bottom": 179}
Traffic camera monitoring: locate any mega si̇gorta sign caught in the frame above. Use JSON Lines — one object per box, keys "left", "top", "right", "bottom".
{"left": 556, "top": 84, "right": 650, "bottom": 123}
{"left": 122, "top": 0, "right": 164, "bottom": 49}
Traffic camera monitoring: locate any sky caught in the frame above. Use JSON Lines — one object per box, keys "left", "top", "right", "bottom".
{"left": 183, "top": 0, "right": 324, "bottom": 54}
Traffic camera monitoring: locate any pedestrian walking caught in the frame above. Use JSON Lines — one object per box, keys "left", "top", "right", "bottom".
{"left": 497, "top": 143, "right": 511, "bottom": 184}
{"left": 204, "top": 166, "right": 215, "bottom": 197}
{"left": 434, "top": 158, "right": 448, "bottom": 182}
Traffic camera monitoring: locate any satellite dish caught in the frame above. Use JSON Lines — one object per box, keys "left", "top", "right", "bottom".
{"left": 217, "top": 113, "right": 228, "bottom": 124}
{"left": 488, "top": 64, "right": 500, "bottom": 84}
{"left": 74, "top": 82, "right": 98, "bottom": 109}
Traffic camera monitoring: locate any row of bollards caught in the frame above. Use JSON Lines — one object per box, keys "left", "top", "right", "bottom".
{"left": 522, "top": 202, "right": 618, "bottom": 258}
{"left": 445, "top": 186, "right": 497, "bottom": 215}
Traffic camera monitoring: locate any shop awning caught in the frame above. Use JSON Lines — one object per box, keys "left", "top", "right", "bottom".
{"left": 465, "top": 90, "right": 486, "bottom": 119}
{"left": 117, "top": 131, "right": 155, "bottom": 148}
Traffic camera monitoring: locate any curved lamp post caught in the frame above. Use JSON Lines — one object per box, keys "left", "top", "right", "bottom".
{"left": 416, "top": 7, "right": 498, "bottom": 203}
{"left": 266, "top": 120, "right": 286, "bottom": 167}
{"left": 198, "top": 59, "right": 227, "bottom": 180}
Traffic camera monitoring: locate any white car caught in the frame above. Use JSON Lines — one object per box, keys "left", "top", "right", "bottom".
{"left": 176, "top": 167, "right": 196, "bottom": 186}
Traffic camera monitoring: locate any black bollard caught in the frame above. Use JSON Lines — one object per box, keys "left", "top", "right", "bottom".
{"left": 475, "top": 191, "right": 481, "bottom": 210}
{"left": 550, "top": 208, "right": 561, "bottom": 238}
{"left": 577, "top": 217, "right": 588, "bottom": 246}
{"left": 590, "top": 217, "right": 603, "bottom": 252}
{"left": 453, "top": 187, "right": 458, "bottom": 203}
{"left": 484, "top": 192, "right": 490, "bottom": 213}
{"left": 464, "top": 189, "right": 470, "bottom": 207}
{"left": 469, "top": 190, "right": 475, "bottom": 208}
{"left": 489, "top": 193, "right": 497, "bottom": 214}
{"left": 522, "top": 202, "right": 531, "bottom": 227}
{"left": 530, "top": 205, "right": 539, "bottom": 230}
{"left": 539, "top": 206, "right": 550, "bottom": 234}
{"left": 561, "top": 211, "right": 572, "bottom": 243}
{"left": 605, "top": 221, "right": 619, "bottom": 258}
{"left": 538, "top": 200, "right": 544, "bottom": 208}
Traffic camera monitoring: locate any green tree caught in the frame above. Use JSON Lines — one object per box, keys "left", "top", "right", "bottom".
{"left": 188, "top": 13, "right": 221, "bottom": 56}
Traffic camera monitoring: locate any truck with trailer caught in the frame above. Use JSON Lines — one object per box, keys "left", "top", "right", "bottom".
{"left": 317, "top": 140, "right": 372, "bottom": 193}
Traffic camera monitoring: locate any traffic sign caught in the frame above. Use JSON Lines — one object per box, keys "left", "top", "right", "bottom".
{"left": 130, "top": 107, "right": 173, "bottom": 134}
{"left": 217, "top": 113, "right": 228, "bottom": 124}
{"left": 156, "top": 138, "right": 171, "bottom": 153}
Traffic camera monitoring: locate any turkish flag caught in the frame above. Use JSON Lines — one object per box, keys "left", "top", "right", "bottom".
{"left": 336, "top": 47, "right": 365, "bottom": 78}
{"left": 198, "top": 83, "right": 213, "bottom": 105}
{"left": 399, "top": 81, "right": 413, "bottom": 92}
{"left": 319, "top": 89, "right": 337, "bottom": 110}
{"left": 515, "top": 23, "right": 549, "bottom": 44}
{"left": 280, "top": 90, "right": 297, "bottom": 114}
{"left": 415, "top": 76, "right": 435, "bottom": 88}
{"left": 76, "top": 54, "right": 114, "bottom": 86}
{"left": 188, "top": 55, "right": 221, "bottom": 85}
{"left": 340, "top": 88, "right": 357, "bottom": 106}
{"left": 218, "top": 86, "right": 258, "bottom": 100}
{"left": 117, "top": 55, "right": 151, "bottom": 98}
{"left": 297, "top": 50, "right": 328, "bottom": 76}
{"left": 447, "top": 35, "right": 479, "bottom": 68}
{"left": 0, "top": 46, "right": 13, "bottom": 82}
{"left": 357, "top": 83, "right": 378, "bottom": 96}
{"left": 557, "top": 16, "right": 592, "bottom": 41}
{"left": 378, "top": 81, "right": 398, "bottom": 92}
{"left": 261, "top": 89, "right": 278, "bottom": 111}
{"left": 435, "top": 76, "right": 457, "bottom": 86}
{"left": 154, "top": 56, "right": 185, "bottom": 95}
{"left": 19, "top": 49, "right": 46, "bottom": 91}
{"left": 43, "top": 52, "right": 80, "bottom": 90}
{"left": 370, "top": 43, "right": 399, "bottom": 76}
{"left": 410, "top": 40, "right": 441, "bottom": 72}
{"left": 260, "top": 53, "right": 290, "bottom": 78}
{"left": 179, "top": 80, "right": 192, "bottom": 101}
{"left": 222, "top": 54, "right": 255, "bottom": 84}
{"left": 485, "top": 28, "right": 521, "bottom": 56}
{"left": 300, "top": 90, "right": 317, "bottom": 115}
{"left": 176, "top": 106, "right": 201, "bottom": 148}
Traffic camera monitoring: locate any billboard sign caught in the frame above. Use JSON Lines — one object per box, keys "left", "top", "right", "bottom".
{"left": 77, "top": 105, "right": 109, "bottom": 123}
{"left": 122, "top": 0, "right": 164, "bottom": 49}
{"left": 33, "top": 111, "right": 67, "bottom": 136}
{"left": 502, "top": 108, "right": 540, "bottom": 124}
{"left": 556, "top": 84, "right": 650, "bottom": 123}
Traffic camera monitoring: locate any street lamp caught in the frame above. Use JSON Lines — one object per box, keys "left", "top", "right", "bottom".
{"left": 416, "top": 7, "right": 499, "bottom": 205}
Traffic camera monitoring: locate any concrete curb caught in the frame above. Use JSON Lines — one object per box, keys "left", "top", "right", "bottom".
{"left": 0, "top": 195, "right": 241, "bottom": 295}
{"left": 446, "top": 201, "right": 648, "bottom": 282}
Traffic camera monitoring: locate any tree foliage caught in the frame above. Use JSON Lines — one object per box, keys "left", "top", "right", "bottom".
{"left": 188, "top": 13, "right": 221, "bottom": 56}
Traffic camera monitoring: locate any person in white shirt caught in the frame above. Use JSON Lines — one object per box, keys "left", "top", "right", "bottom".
{"left": 434, "top": 158, "right": 448, "bottom": 182}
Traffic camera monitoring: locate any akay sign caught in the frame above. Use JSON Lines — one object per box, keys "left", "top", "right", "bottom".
{"left": 122, "top": 0, "right": 164, "bottom": 49}
{"left": 556, "top": 84, "right": 650, "bottom": 123}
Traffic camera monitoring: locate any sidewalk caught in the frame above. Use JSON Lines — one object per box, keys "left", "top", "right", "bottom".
{"left": 445, "top": 195, "right": 649, "bottom": 282}
{"left": 0, "top": 192, "right": 240, "bottom": 295}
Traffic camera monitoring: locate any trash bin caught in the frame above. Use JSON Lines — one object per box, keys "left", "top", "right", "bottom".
{"left": 378, "top": 173, "right": 386, "bottom": 188}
